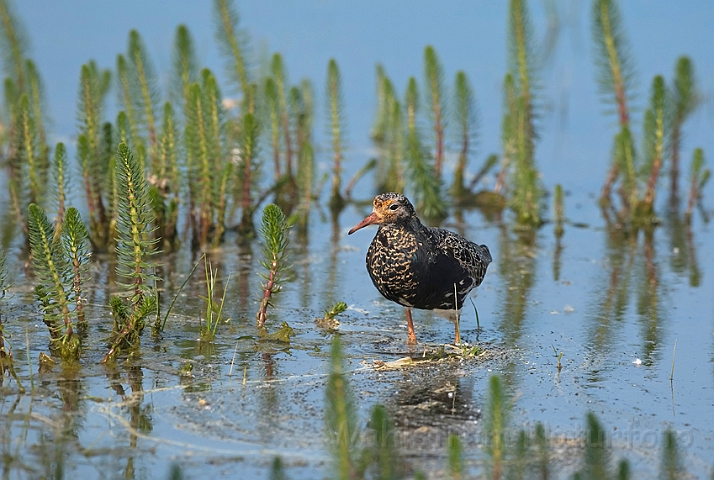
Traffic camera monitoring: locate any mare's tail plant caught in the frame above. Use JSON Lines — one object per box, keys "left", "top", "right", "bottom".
{"left": 573, "top": 412, "right": 631, "bottom": 480}
{"left": 256, "top": 204, "right": 290, "bottom": 329}
{"left": 404, "top": 77, "right": 446, "bottom": 222}
{"left": 50, "top": 143, "right": 69, "bottom": 239}
{"left": 639, "top": 75, "right": 668, "bottom": 221}
{"left": 127, "top": 29, "right": 160, "bottom": 168}
{"left": 447, "top": 434, "right": 463, "bottom": 480}
{"left": 214, "top": 0, "right": 252, "bottom": 110}
{"left": 357, "top": 403, "right": 404, "bottom": 479}
{"left": 659, "top": 428, "right": 685, "bottom": 480}
{"left": 325, "top": 336, "right": 357, "bottom": 480}
{"left": 554, "top": 183, "right": 564, "bottom": 238}
{"left": 171, "top": 24, "right": 199, "bottom": 118}
{"left": 669, "top": 56, "right": 700, "bottom": 203}
{"left": 103, "top": 143, "right": 160, "bottom": 363}
{"left": 327, "top": 59, "right": 346, "bottom": 212}
{"left": 77, "top": 61, "right": 111, "bottom": 250}
{"left": 685, "top": 148, "right": 709, "bottom": 222}
{"left": 153, "top": 102, "right": 181, "bottom": 251}
{"left": 592, "top": 0, "right": 636, "bottom": 205}
{"left": 294, "top": 140, "right": 314, "bottom": 231}
{"left": 62, "top": 207, "right": 91, "bottom": 334}
{"left": 0, "top": 246, "right": 21, "bottom": 388}
{"left": 505, "top": 0, "right": 542, "bottom": 226}
{"left": 485, "top": 375, "right": 509, "bottom": 480}
{"left": 237, "top": 111, "right": 259, "bottom": 239}
{"left": 28, "top": 204, "right": 84, "bottom": 361}
{"left": 450, "top": 70, "right": 478, "bottom": 199}
{"left": 424, "top": 45, "right": 447, "bottom": 180}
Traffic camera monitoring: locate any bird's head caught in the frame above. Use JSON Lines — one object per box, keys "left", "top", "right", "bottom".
{"left": 348, "top": 193, "right": 416, "bottom": 235}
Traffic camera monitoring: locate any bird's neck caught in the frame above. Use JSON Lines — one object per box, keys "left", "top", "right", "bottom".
{"left": 378, "top": 216, "right": 424, "bottom": 234}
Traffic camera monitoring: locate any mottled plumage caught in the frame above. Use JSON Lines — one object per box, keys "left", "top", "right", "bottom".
{"left": 349, "top": 193, "right": 491, "bottom": 343}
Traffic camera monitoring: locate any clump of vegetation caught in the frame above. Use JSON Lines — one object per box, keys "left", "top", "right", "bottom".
{"left": 28, "top": 204, "right": 89, "bottom": 361}
{"left": 424, "top": 45, "right": 447, "bottom": 182}
{"left": 592, "top": 0, "right": 635, "bottom": 208}
{"left": 327, "top": 59, "right": 346, "bottom": 213}
{"left": 324, "top": 336, "right": 358, "bottom": 479}
{"left": 501, "top": 0, "right": 542, "bottom": 226}
{"left": 592, "top": 1, "right": 707, "bottom": 231}
{"left": 685, "top": 148, "right": 710, "bottom": 223}
{"left": 0, "top": 246, "right": 22, "bottom": 389}
{"left": 669, "top": 56, "right": 700, "bottom": 204}
{"left": 103, "top": 143, "right": 160, "bottom": 363}
{"left": 404, "top": 76, "right": 447, "bottom": 222}
{"left": 199, "top": 257, "right": 230, "bottom": 342}
{"left": 256, "top": 204, "right": 290, "bottom": 329}
{"left": 554, "top": 184, "right": 565, "bottom": 239}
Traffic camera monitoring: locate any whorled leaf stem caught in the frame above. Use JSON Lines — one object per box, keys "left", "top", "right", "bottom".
{"left": 103, "top": 143, "right": 159, "bottom": 363}
{"left": 28, "top": 203, "right": 83, "bottom": 361}
{"left": 256, "top": 204, "right": 290, "bottom": 329}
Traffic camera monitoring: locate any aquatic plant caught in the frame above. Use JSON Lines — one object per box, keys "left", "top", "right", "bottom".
{"left": 357, "top": 403, "right": 405, "bottom": 480}
{"left": 592, "top": 0, "right": 636, "bottom": 205}
{"left": 504, "top": 0, "right": 542, "bottom": 226}
{"left": 270, "top": 457, "right": 288, "bottom": 480}
{"left": 0, "top": 246, "right": 21, "bottom": 389}
{"left": 404, "top": 77, "right": 447, "bottom": 221}
{"left": 271, "top": 53, "right": 293, "bottom": 179}
{"left": 28, "top": 203, "right": 84, "bottom": 360}
{"left": 554, "top": 184, "right": 564, "bottom": 238}
{"left": 116, "top": 54, "right": 142, "bottom": 148}
{"left": 0, "top": 0, "right": 29, "bottom": 95}
{"left": 639, "top": 75, "right": 668, "bottom": 219}
{"left": 265, "top": 77, "right": 282, "bottom": 179}
{"left": 256, "top": 204, "right": 290, "bottom": 328}
{"left": 199, "top": 257, "right": 230, "bottom": 342}
{"left": 659, "top": 428, "right": 684, "bottom": 480}
{"left": 77, "top": 62, "right": 111, "bottom": 249}
{"left": 153, "top": 102, "right": 181, "bottom": 251}
{"left": 184, "top": 71, "right": 231, "bottom": 246}
{"left": 61, "top": 207, "right": 91, "bottom": 334}
{"left": 127, "top": 29, "right": 160, "bottom": 167}
{"left": 294, "top": 140, "right": 314, "bottom": 231}
{"left": 371, "top": 64, "right": 389, "bottom": 146}
{"left": 327, "top": 58, "right": 346, "bottom": 212}
{"left": 103, "top": 143, "right": 160, "bottom": 363}
{"left": 24, "top": 59, "right": 48, "bottom": 166}
{"left": 573, "top": 412, "right": 630, "bottom": 480}
{"left": 447, "top": 434, "right": 463, "bottom": 480}
{"left": 325, "top": 336, "right": 357, "bottom": 480}
{"left": 685, "top": 148, "right": 709, "bottom": 222}
{"left": 670, "top": 56, "right": 700, "bottom": 202}
{"left": 485, "top": 375, "right": 509, "bottom": 480}
{"left": 424, "top": 45, "right": 447, "bottom": 180}
{"left": 236, "top": 111, "right": 260, "bottom": 239}
{"left": 450, "top": 70, "right": 478, "bottom": 199}
{"left": 322, "top": 302, "right": 347, "bottom": 323}
{"left": 171, "top": 24, "right": 199, "bottom": 118}
{"left": 214, "top": 0, "right": 252, "bottom": 109}
{"left": 533, "top": 422, "right": 550, "bottom": 479}
{"left": 50, "top": 143, "right": 68, "bottom": 238}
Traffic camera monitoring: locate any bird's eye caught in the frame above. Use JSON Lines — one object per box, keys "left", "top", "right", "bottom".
{"left": 389, "top": 203, "right": 399, "bottom": 211}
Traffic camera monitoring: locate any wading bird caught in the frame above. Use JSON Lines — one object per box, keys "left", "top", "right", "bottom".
{"left": 349, "top": 193, "right": 491, "bottom": 344}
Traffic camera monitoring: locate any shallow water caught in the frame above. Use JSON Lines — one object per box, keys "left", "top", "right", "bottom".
{"left": 2, "top": 1, "right": 714, "bottom": 479}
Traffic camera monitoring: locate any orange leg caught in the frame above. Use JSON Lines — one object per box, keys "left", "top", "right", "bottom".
{"left": 405, "top": 308, "right": 418, "bottom": 344}
{"left": 454, "top": 312, "right": 461, "bottom": 345}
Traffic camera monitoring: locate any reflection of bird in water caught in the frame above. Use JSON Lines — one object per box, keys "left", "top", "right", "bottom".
{"left": 349, "top": 193, "right": 491, "bottom": 344}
